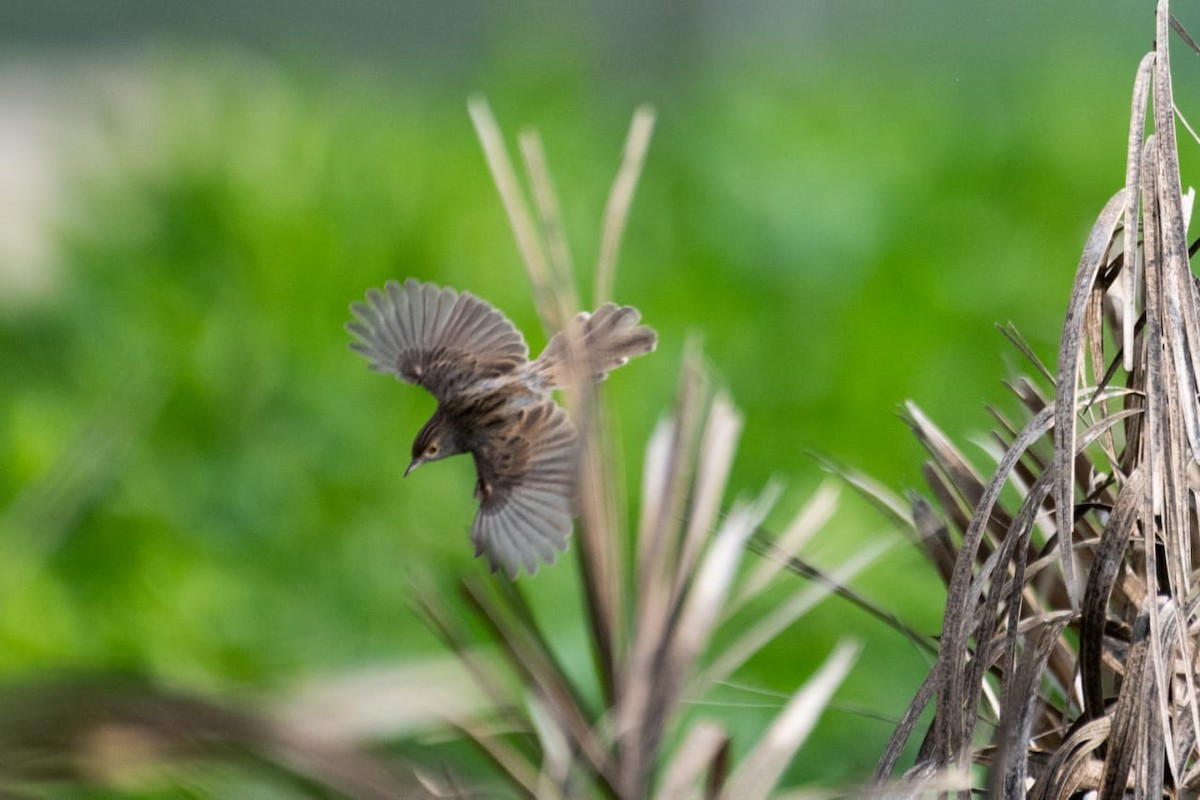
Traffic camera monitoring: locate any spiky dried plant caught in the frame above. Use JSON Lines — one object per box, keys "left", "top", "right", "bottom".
{"left": 412, "top": 99, "right": 863, "bottom": 800}
{"left": 867, "top": 2, "right": 1200, "bottom": 797}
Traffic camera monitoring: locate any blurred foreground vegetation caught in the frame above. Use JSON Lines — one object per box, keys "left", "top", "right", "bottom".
{"left": 0, "top": 5, "right": 1193, "bottom": 791}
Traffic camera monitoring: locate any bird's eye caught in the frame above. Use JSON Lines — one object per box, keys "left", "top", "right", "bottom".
{"left": 427, "top": 444, "right": 439, "bottom": 455}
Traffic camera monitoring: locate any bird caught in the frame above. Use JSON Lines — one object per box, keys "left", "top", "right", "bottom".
{"left": 346, "top": 278, "right": 657, "bottom": 577}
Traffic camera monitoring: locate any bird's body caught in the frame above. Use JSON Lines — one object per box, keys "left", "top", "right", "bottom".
{"left": 424, "top": 375, "right": 557, "bottom": 502}
{"left": 347, "top": 279, "right": 656, "bottom": 577}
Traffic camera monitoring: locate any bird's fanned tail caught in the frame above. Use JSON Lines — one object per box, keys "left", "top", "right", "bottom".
{"left": 532, "top": 303, "right": 657, "bottom": 389}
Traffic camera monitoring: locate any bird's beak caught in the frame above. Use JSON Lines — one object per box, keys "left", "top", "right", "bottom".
{"left": 404, "top": 458, "right": 421, "bottom": 478}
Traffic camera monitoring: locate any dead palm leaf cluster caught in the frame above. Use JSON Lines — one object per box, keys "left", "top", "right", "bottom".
{"left": 868, "top": 2, "right": 1200, "bottom": 796}
{"left": 413, "top": 99, "right": 861, "bottom": 800}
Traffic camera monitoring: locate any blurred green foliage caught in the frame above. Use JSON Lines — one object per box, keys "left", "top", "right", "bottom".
{"left": 0, "top": 6, "right": 1189, "bottom": 790}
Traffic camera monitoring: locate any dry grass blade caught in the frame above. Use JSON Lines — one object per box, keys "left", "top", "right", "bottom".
{"left": 676, "top": 391, "right": 744, "bottom": 593}
{"left": 1028, "top": 717, "right": 1110, "bottom": 799}
{"left": 996, "top": 321, "right": 1056, "bottom": 384}
{"left": 1170, "top": 13, "right": 1200, "bottom": 54}
{"left": 698, "top": 534, "right": 891, "bottom": 691}
{"left": 467, "top": 96, "right": 559, "bottom": 331}
{"left": 519, "top": 129, "right": 580, "bottom": 318}
{"left": 1100, "top": 611, "right": 1151, "bottom": 798}
{"left": 933, "top": 403, "right": 1054, "bottom": 764}
{"left": 819, "top": 456, "right": 914, "bottom": 530}
{"left": 447, "top": 718, "right": 545, "bottom": 798}
{"left": 989, "top": 616, "right": 1072, "bottom": 798}
{"left": 674, "top": 487, "right": 778, "bottom": 680}
{"left": 873, "top": 665, "right": 940, "bottom": 783}
{"left": 904, "top": 403, "right": 992, "bottom": 520}
{"left": 655, "top": 722, "right": 730, "bottom": 800}
{"left": 1079, "top": 467, "right": 1142, "bottom": 720}
{"left": 573, "top": 397, "right": 624, "bottom": 707}
{"left": 722, "top": 641, "right": 860, "bottom": 800}
{"left": 637, "top": 338, "right": 708, "bottom": 584}
{"left": 594, "top": 105, "right": 656, "bottom": 305}
{"left": 1053, "top": 188, "right": 1126, "bottom": 611}
{"left": 527, "top": 694, "right": 573, "bottom": 796}
{"left": 745, "top": 534, "right": 937, "bottom": 655}
{"left": 738, "top": 480, "right": 840, "bottom": 602}
{"left": 1122, "top": 53, "right": 1154, "bottom": 370}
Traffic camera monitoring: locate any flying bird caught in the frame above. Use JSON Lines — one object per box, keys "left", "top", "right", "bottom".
{"left": 347, "top": 279, "right": 657, "bottom": 577}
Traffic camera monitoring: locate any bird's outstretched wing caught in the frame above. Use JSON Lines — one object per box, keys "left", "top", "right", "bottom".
{"left": 471, "top": 400, "right": 578, "bottom": 577}
{"left": 347, "top": 279, "right": 529, "bottom": 402}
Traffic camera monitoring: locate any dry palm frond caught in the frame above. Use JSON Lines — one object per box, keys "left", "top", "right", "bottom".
{"left": 415, "top": 99, "right": 862, "bottom": 799}
{"left": 870, "top": 2, "right": 1200, "bottom": 796}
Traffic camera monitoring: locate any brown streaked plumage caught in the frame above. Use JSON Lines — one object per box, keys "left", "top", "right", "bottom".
{"left": 347, "top": 278, "right": 657, "bottom": 577}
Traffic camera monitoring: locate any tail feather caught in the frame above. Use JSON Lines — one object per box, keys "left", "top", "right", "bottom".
{"left": 533, "top": 303, "right": 657, "bottom": 389}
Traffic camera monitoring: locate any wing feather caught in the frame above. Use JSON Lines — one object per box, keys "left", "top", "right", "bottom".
{"left": 471, "top": 401, "right": 578, "bottom": 578}
{"left": 346, "top": 279, "right": 529, "bottom": 401}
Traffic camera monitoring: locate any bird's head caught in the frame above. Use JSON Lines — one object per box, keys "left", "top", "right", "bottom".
{"left": 406, "top": 412, "right": 465, "bottom": 477}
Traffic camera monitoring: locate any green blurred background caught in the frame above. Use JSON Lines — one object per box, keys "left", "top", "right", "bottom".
{"left": 1, "top": 1, "right": 1196, "bottom": 793}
